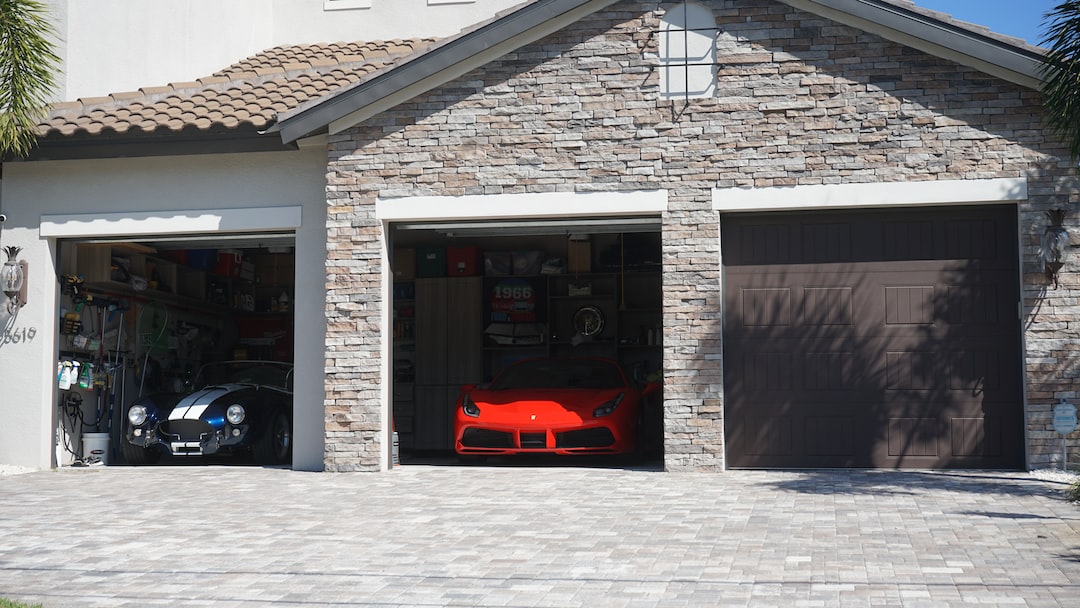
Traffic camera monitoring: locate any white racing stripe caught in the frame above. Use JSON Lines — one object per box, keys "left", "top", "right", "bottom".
{"left": 168, "top": 404, "right": 211, "bottom": 420}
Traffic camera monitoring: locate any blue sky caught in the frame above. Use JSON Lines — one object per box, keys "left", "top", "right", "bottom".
{"left": 912, "top": 0, "right": 1060, "bottom": 46}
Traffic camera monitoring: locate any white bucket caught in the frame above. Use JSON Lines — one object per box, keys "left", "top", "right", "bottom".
{"left": 81, "top": 432, "right": 110, "bottom": 465}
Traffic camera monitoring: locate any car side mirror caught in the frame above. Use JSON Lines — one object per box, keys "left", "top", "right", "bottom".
{"left": 641, "top": 381, "right": 661, "bottom": 397}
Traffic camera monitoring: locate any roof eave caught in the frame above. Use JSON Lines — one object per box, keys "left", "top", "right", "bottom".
{"left": 779, "top": 0, "right": 1045, "bottom": 90}
{"left": 10, "top": 130, "right": 296, "bottom": 162}
{"left": 276, "top": 0, "right": 620, "bottom": 144}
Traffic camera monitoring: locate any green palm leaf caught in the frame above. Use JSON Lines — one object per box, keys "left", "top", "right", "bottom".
{"left": 0, "top": 0, "right": 59, "bottom": 157}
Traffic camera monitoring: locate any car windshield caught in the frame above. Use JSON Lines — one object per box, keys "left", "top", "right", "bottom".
{"left": 489, "top": 358, "right": 625, "bottom": 390}
{"left": 197, "top": 361, "right": 293, "bottom": 390}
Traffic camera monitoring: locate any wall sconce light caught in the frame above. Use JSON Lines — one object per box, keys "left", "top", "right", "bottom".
{"left": 1, "top": 245, "right": 28, "bottom": 314}
{"left": 1043, "top": 208, "right": 1070, "bottom": 288}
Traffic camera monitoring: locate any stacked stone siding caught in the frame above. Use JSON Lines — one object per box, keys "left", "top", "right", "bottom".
{"left": 323, "top": 0, "right": 1078, "bottom": 471}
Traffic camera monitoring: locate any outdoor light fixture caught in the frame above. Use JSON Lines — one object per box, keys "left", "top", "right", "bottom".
{"left": 1043, "top": 208, "right": 1070, "bottom": 288}
{"left": 1, "top": 245, "right": 28, "bottom": 314}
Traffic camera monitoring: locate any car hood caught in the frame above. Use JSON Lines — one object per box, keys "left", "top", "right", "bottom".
{"left": 167, "top": 385, "right": 236, "bottom": 421}
{"left": 470, "top": 388, "right": 624, "bottom": 412}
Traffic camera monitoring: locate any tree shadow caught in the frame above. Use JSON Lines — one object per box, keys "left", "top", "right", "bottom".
{"left": 757, "top": 469, "right": 1060, "bottom": 499}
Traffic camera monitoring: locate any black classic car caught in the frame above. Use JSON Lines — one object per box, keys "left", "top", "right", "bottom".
{"left": 122, "top": 360, "right": 293, "bottom": 465}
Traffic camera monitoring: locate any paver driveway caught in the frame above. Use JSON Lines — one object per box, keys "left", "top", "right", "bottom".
{"left": 2, "top": 464, "right": 1080, "bottom": 607}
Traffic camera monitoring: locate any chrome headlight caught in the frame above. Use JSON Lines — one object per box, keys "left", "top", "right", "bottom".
{"left": 226, "top": 404, "right": 246, "bottom": 425}
{"left": 461, "top": 395, "right": 480, "bottom": 418}
{"left": 593, "top": 393, "right": 625, "bottom": 418}
{"left": 127, "top": 404, "right": 148, "bottom": 426}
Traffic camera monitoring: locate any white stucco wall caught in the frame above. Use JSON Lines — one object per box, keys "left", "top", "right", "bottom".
{"left": 46, "top": 0, "right": 521, "bottom": 101}
{"left": 0, "top": 143, "right": 329, "bottom": 471}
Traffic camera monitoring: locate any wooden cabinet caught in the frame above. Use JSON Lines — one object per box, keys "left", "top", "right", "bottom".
{"left": 408, "top": 277, "right": 482, "bottom": 451}
{"left": 76, "top": 243, "right": 205, "bottom": 300}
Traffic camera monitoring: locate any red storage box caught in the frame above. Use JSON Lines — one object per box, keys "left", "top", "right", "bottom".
{"left": 214, "top": 249, "right": 243, "bottom": 278}
{"left": 446, "top": 245, "right": 482, "bottom": 276}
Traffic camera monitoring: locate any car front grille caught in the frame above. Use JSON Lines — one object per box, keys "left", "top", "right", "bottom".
{"left": 555, "top": 427, "right": 615, "bottom": 449}
{"left": 519, "top": 432, "right": 547, "bottom": 449}
{"left": 460, "top": 428, "right": 514, "bottom": 448}
{"left": 161, "top": 419, "right": 212, "bottom": 442}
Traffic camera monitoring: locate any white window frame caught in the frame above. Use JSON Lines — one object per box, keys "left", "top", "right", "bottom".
{"left": 659, "top": 1, "right": 717, "bottom": 99}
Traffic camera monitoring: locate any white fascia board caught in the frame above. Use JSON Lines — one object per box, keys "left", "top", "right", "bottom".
{"left": 712, "top": 178, "right": 1027, "bottom": 212}
{"left": 376, "top": 190, "right": 668, "bottom": 221}
{"left": 40, "top": 206, "right": 303, "bottom": 238}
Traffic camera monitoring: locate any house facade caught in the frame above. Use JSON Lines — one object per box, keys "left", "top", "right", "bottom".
{"left": 1, "top": 0, "right": 1076, "bottom": 472}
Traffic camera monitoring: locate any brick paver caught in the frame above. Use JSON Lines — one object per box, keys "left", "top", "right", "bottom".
{"left": 2, "top": 465, "right": 1079, "bottom": 606}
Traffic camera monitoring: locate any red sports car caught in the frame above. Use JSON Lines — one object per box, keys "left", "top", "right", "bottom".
{"left": 454, "top": 356, "right": 660, "bottom": 457}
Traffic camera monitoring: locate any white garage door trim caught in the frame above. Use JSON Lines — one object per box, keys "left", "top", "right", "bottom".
{"left": 711, "top": 178, "right": 1027, "bottom": 212}
{"left": 40, "top": 205, "right": 303, "bottom": 237}
{"left": 376, "top": 190, "right": 668, "bottom": 221}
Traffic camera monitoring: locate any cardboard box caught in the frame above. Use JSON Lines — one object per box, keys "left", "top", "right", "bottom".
{"left": 393, "top": 248, "right": 416, "bottom": 280}
{"left": 416, "top": 246, "right": 446, "bottom": 277}
{"left": 446, "top": 245, "right": 482, "bottom": 276}
{"left": 568, "top": 239, "right": 591, "bottom": 273}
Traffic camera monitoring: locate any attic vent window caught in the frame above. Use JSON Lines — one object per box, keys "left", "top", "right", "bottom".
{"left": 659, "top": 1, "right": 717, "bottom": 99}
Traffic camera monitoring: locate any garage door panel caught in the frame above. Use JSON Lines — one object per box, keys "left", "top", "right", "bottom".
{"left": 950, "top": 415, "right": 1004, "bottom": 458}
{"left": 740, "top": 288, "right": 792, "bottom": 326}
{"left": 723, "top": 206, "right": 1022, "bottom": 468}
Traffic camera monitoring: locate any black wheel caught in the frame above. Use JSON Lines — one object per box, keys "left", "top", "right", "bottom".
{"left": 255, "top": 410, "right": 292, "bottom": 465}
{"left": 120, "top": 437, "right": 161, "bottom": 465}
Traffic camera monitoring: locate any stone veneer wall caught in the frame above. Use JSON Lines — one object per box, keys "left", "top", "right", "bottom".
{"left": 323, "top": 0, "right": 1078, "bottom": 472}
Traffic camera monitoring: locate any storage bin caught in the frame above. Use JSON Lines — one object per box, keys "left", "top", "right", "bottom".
{"left": 446, "top": 245, "right": 482, "bottom": 276}
{"left": 416, "top": 246, "right": 446, "bottom": 277}
{"left": 214, "top": 249, "right": 243, "bottom": 278}
{"left": 513, "top": 250, "right": 545, "bottom": 275}
{"left": 187, "top": 249, "right": 217, "bottom": 270}
{"left": 484, "top": 251, "right": 512, "bottom": 276}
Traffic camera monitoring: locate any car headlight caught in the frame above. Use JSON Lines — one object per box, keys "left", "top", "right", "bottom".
{"left": 226, "top": 404, "right": 246, "bottom": 425}
{"left": 593, "top": 393, "right": 624, "bottom": 418}
{"left": 461, "top": 394, "right": 480, "bottom": 418}
{"left": 127, "top": 405, "right": 148, "bottom": 426}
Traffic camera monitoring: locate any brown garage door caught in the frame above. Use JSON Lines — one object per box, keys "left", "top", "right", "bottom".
{"left": 722, "top": 205, "right": 1022, "bottom": 468}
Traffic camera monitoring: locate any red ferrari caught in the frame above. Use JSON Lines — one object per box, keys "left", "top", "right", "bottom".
{"left": 454, "top": 356, "right": 660, "bottom": 457}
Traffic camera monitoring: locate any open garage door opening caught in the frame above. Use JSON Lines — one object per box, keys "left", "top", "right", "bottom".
{"left": 388, "top": 218, "right": 664, "bottom": 467}
{"left": 722, "top": 205, "right": 1024, "bottom": 469}
{"left": 55, "top": 234, "right": 297, "bottom": 468}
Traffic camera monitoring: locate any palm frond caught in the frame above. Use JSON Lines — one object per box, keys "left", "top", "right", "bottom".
{"left": 0, "top": 0, "right": 60, "bottom": 157}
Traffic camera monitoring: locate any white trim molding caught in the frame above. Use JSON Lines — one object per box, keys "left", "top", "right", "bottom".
{"left": 376, "top": 190, "right": 668, "bottom": 222}
{"left": 40, "top": 206, "right": 303, "bottom": 238}
{"left": 323, "top": 0, "right": 371, "bottom": 11}
{"left": 712, "top": 178, "right": 1027, "bottom": 212}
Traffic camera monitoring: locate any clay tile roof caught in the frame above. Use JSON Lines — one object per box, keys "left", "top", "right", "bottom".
{"left": 39, "top": 38, "right": 437, "bottom": 139}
